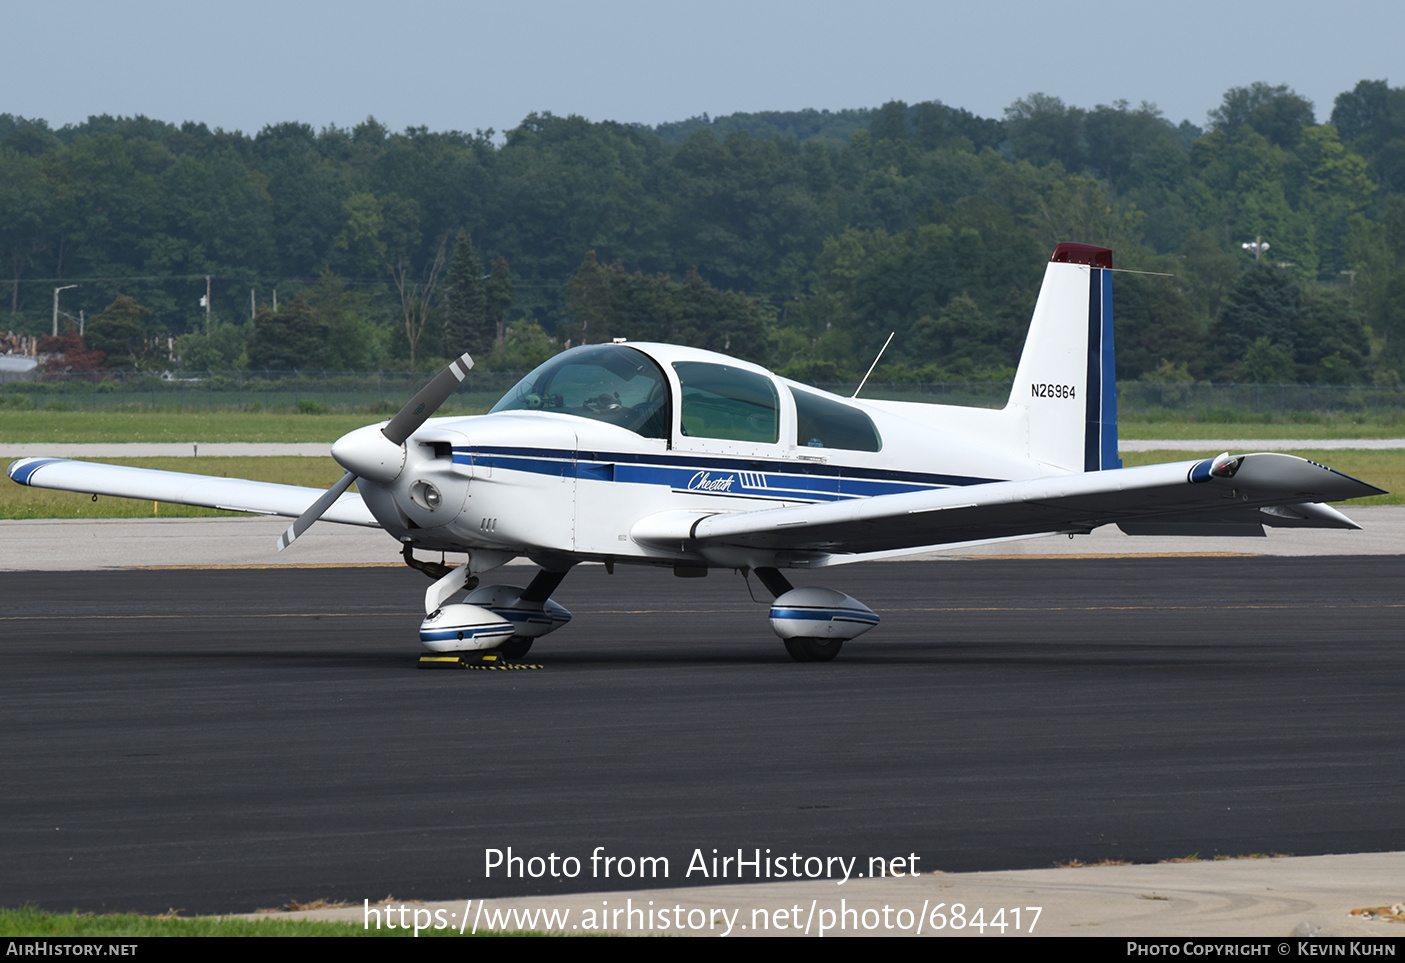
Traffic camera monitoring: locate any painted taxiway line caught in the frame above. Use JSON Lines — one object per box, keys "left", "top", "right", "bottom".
{"left": 0, "top": 442, "right": 331, "bottom": 458}
{"left": 134, "top": 562, "right": 403, "bottom": 570}
{"left": 952, "top": 551, "right": 1256, "bottom": 559}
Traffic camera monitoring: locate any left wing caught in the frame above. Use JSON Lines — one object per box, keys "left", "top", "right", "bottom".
{"left": 7, "top": 457, "right": 378, "bottom": 527}
{"left": 631, "top": 453, "right": 1383, "bottom": 560}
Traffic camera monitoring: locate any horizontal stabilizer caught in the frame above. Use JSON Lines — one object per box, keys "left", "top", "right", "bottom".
{"left": 1117, "top": 500, "right": 1362, "bottom": 536}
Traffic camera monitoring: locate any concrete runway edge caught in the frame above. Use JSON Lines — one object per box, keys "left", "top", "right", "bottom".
{"left": 266, "top": 852, "right": 1405, "bottom": 937}
{"left": 4, "top": 505, "right": 1405, "bottom": 571}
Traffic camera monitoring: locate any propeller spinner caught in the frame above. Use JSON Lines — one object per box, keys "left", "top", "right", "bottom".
{"left": 277, "top": 352, "right": 474, "bottom": 551}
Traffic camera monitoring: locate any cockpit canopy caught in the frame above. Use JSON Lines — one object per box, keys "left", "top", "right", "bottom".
{"left": 490, "top": 344, "right": 671, "bottom": 438}
{"left": 490, "top": 342, "right": 882, "bottom": 452}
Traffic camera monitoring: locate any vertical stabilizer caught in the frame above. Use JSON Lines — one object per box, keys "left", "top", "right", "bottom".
{"left": 1007, "top": 243, "right": 1120, "bottom": 473}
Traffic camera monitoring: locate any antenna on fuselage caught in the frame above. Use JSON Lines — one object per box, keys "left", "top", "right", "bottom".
{"left": 851, "top": 331, "right": 895, "bottom": 399}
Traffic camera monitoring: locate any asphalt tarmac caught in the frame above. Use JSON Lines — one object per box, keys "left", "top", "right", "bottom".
{"left": 2, "top": 556, "right": 1403, "bottom": 934}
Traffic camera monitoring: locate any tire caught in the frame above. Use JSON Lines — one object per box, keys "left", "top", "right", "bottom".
{"left": 784, "top": 637, "right": 842, "bottom": 662}
{"left": 498, "top": 636, "right": 533, "bottom": 659}
{"left": 783, "top": 638, "right": 812, "bottom": 662}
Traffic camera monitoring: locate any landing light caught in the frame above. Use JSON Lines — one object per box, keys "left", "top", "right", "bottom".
{"left": 411, "top": 481, "right": 442, "bottom": 511}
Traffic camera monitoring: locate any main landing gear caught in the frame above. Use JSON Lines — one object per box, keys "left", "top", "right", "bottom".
{"left": 754, "top": 567, "right": 880, "bottom": 663}
{"left": 783, "top": 637, "right": 846, "bottom": 663}
{"left": 497, "top": 635, "right": 534, "bottom": 660}
{"left": 406, "top": 547, "right": 572, "bottom": 666}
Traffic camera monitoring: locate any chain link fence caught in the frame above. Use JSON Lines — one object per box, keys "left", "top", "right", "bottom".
{"left": 0, "top": 370, "right": 524, "bottom": 414}
{"left": 4, "top": 370, "right": 1405, "bottom": 419}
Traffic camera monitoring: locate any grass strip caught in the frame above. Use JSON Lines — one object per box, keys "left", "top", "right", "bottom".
{"left": 7, "top": 409, "right": 1405, "bottom": 444}
{"left": 1120, "top": 449, "right": 1400, "bottom": 505}
{"left": 0, "top": 905, "right": 534, "bottom": 936}
{"left": 1119, "top": 419, "right": 1405, "bottom": 440}
{"left": 0, "top": 411, "right": 383, "bottom": 444}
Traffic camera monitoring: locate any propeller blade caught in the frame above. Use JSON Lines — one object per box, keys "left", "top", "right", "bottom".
{"left": 277, "top": 470, "right": 357, "bottom": 551}
{"left": 382, "top": 352, "right": 474, "bottom": 446}
{"left": 277, "top": 353, "right": 472, "bottom": 552}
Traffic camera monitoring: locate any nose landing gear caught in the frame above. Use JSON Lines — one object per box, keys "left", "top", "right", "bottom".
{"left": 415, "top": 564, "right": 572, "bottom": 663}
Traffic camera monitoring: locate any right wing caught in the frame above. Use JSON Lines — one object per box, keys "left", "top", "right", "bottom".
{"left": 7, "top": 457, "right": 378, "bottom": 527}
{"left": 631, "top": 452, "right": 1384, "bottom": 562}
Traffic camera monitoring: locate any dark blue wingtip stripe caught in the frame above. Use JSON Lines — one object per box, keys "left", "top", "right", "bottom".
{"left": 1325, "top": 464, "right": 1389, "bottom": 496}
{"left": 7, "top": 458, "right": 65, "bottom": 486}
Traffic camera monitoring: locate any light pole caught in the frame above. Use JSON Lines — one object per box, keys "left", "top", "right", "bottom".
{"left": 1241, "top": 236, "right": 1270, "bottom": 261}
{"left": 52, "top": 285, "right": 77, "bottom": 337}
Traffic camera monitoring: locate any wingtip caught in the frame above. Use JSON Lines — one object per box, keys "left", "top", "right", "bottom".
{"left": 8, "top": 457, "right": 63, "bottom": 486}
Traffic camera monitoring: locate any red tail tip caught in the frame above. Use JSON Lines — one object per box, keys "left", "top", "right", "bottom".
{"left": 1050, "top": 243, "right": 1113, "bottom": 269}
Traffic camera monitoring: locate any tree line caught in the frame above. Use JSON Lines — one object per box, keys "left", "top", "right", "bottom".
{"left": 6, "top": 78, "right": 1405, "bottom": 385}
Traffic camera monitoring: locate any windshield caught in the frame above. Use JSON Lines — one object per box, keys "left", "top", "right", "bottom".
{"left": 490, "top": 344, "right": 670, "bottom": 439}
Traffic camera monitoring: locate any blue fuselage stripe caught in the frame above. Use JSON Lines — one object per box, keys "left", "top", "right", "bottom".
{"left": 458, "top": 444, "right": 1000, "bottom": 503}
{"left": 463, "top": 446, "right": 997, "bottom": 487}
{"left": 455, "top": 447, "right": 1000, "bottom": 503}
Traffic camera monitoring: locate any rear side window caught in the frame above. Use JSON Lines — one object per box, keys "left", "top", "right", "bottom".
{"left": 792, "top": 387, "right": 882, "bottom": 452}
{"left": 673, "top": 362, "right": 779, "bottom": 444}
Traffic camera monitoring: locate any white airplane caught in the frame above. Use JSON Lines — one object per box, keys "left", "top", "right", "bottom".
{"left": 8, "top": 243, "right": 1384, "bottom": 664}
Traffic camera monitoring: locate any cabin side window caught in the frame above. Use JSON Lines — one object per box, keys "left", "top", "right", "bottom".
{"left": 791, "top": 387, "right": 882, "bottom": 452}
{"left": 672, "top": 362, "right": 779, "bottom": 444}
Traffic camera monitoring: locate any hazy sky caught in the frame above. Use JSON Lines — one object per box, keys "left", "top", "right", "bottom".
{"left": 6, "top": 1, "right": 1400, "bottom": 136}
